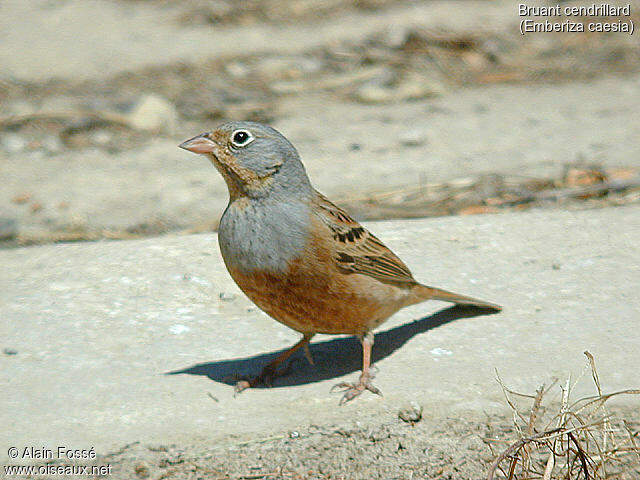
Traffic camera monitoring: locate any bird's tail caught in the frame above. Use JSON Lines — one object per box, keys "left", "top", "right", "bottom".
{"left": 407, "top": 283, "right": 502, "bottom": 311}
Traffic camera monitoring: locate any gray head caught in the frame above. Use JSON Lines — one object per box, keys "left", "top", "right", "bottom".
{"left": 179, "top": 121, "right": 313, "bottom": 201}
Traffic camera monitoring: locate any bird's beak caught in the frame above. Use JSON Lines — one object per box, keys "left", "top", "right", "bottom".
{"left": 179, "top": 134, "right": 218, "bottom": 154}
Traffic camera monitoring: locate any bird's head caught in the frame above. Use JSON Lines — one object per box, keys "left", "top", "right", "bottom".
{"left": 179, "top": 121, "right": 312, "bottom": 201}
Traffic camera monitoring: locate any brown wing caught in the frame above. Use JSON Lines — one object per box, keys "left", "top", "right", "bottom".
{"left": 312, "top": 191, "right": 417, "bottom": 285}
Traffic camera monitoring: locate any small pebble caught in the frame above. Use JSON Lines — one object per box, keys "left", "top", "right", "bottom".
{"left": 395, "top": 72, "right": 447, "bottom": 100}
{"left": 134, "top": 462, "right": 150, "bottom": 478}
{"left": 398, "top": 402, "right": 423, "bottom": 424}
{"left": 353, "top": 83, "right": 395, "bottom": 104}
{"left": 381, "top": 25, "right": 410, "bottom": 49}
{"left": 1, "top": 133, "right": 28, "bottom": 154}
{"left": 90, "top": 130, "right": 113, "bottom": 145}
{"left": 126, "top": 93, "right": 178, "bottom": 132}
{"left": 399, "top": 128, "right": 427, "bottom": 147}
{"left": 225, "top": 61, "right": 250, "bottom": 78}
{"left": 12, "top": 192, "right": 32, "bottom": 204}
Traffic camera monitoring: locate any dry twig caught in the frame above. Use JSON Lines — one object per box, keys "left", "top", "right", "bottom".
{"left": 487, "top": 352, "right": 640, "bottom": 480}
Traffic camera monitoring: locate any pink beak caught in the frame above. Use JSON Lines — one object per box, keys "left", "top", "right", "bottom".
{"left": 179, "top": 134, "right": 217, "bottom": 154}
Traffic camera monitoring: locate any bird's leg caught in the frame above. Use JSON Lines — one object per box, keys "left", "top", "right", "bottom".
{"left": 333, "top": 331, "right": 382, "bottom": 404}
{"left": 234, "top": 333, "right": 315, "bottom": 393}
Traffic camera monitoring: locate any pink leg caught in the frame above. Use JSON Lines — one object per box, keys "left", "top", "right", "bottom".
{"left": 235, "top": 333, "right": 315, "bottom": 393}
{"left": 333, "top": 331, "right": 382, "bottom": 405}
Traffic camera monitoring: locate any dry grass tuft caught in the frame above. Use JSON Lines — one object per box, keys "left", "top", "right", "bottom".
{"left": 487, "top": 351, "right": 640, "bottom": 480}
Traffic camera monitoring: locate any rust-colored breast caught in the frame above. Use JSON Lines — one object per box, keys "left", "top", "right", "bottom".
{"left": 225, "top": 215, "right": 410, "bottom": 335}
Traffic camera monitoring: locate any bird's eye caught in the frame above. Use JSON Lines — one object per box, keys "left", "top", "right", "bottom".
{"left": 231, "top": 129, "right": 254, "bottom": 147}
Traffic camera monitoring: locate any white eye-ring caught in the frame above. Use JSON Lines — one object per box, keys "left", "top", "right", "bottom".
{"left": 230, "top": 129, "right": 255, "bottom": 148}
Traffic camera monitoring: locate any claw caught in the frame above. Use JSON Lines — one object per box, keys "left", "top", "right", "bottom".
{"left": 234, "top": 379, "right": 252, "bottom": 395}
{"left": 330, "top": 382, "right": 352, "bottom": 393}
{"left": 332, "top": 372, "right": 383, "bottom": 405}
{"left": 232, "top": 358, "right": 301, "bottom": 394}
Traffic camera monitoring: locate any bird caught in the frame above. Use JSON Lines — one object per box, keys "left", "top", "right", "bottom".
{"left": 179, "top": 121, "right": 501, "bottom": 404}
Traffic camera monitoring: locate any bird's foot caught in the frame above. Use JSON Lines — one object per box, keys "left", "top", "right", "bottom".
{"left": 332, "top": 371, "right": 382, "bottom": 405}
{"left": 229, "top": 360, "right": 296, "bottom": 395}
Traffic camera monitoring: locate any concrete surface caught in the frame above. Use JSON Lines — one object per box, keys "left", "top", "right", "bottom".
{"left": 1, "top": 205, "right": 639, "bottom": 459}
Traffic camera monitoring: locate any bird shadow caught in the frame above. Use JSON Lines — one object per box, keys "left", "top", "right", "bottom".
{"left": 166, "top": 305, "right": 499, "bottom": 388}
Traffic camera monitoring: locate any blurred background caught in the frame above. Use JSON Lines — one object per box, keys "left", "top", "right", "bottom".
{"left": 1, "top": 0, "right": 639, "bottom": 247}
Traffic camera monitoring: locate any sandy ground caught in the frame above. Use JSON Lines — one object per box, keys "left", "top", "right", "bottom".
{"left": 1, "top": 0, "right": 640, "bottom": 478}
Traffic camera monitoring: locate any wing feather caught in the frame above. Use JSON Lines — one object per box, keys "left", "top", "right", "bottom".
{"left": 313, "top": 192, "right": 416, "bottom": 285}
